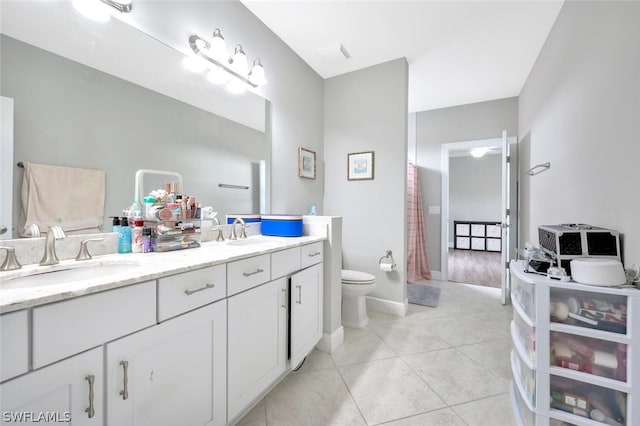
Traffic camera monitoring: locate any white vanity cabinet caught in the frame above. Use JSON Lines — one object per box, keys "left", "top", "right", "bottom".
{"left": 290, "top": 262, "right": 323, "bottom": 368}
{"left": 0, "top": 347, "right": 103, "bottom": 426}
{"left": 106, "top": 301, "right": 227, "bottom": 426}
{"left": 227, "top": 277, "right": 288, "bottom": 422}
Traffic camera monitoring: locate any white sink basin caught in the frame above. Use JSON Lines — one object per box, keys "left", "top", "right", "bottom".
{"left": 225, "top": 236, "right": 286, "bottom": 249}
{"left": 0, "top": 260, "right": 141, "bottom": 290}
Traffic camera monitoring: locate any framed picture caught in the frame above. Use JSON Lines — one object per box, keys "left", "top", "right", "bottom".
{"left": 347, "top": 151, "right": 375, "bottom": 180}
{"left": 298, "top": 147, "right": 316, "bottom": 179}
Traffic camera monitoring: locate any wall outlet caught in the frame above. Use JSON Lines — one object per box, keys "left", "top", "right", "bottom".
{"left": 428, "top": 206, "right": 441, "bottom": 215}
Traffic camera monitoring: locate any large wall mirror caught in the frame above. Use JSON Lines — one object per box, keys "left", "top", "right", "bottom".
{"left": 0, "top": 1, "right": 271, "bottom": 237}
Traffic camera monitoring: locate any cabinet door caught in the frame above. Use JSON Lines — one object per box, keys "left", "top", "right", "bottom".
{"left": 0, "top": 347, "right": 103, "bottom": 426}
{"left": 291, "top": 263, "right": 323, "bottom": 368}
{"left": 227, "top": 278, "right": 287, "bottom": 422}
{"left": 106, "top": 301, "right": 227, "bottom": 426}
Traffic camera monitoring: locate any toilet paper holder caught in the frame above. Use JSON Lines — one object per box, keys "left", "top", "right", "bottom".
{"left": 379, "top": 250, "right": 396, "bottom": 272}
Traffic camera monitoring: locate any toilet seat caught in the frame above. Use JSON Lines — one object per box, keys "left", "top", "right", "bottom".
{"left": 342, "top": 270, "right": 375, "bottom": 284}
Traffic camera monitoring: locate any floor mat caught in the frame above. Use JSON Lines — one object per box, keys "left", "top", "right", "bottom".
{"left": 407, "top": 283, "right": 441, "bottom": 307}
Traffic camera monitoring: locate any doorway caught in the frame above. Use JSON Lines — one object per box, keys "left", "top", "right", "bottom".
{"left": 440, "top": 133, "right": 518, "bottom": 304}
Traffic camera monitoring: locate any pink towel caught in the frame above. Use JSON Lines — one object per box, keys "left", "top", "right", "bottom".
{"left": 19, "top": 162, "right": 105, "bottom": 236}
{"left": 407, "top": 161, "right": 432, "bottom": 282}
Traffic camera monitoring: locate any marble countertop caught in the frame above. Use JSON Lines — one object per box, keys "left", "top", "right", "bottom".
{"left": 0, "top": 235, "right": 325, "bottom": 314}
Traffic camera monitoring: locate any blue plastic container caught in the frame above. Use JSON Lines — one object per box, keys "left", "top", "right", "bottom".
{"left": 261, "top": 215, "right": 303, "bottom": 237}
{"left": 226, "top": 214, "right": 262, "bottom": 224}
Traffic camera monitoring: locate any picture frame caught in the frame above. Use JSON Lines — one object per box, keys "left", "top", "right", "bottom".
{"left": 347, "top": 151, "right": 375, "bottom": 180}
{"left": 298, "top": 147, "right": 316, "bottom": 179}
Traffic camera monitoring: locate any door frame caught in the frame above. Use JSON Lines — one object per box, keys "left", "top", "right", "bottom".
{"left": 440, "top": 136, "right": 518, "bottom": 294}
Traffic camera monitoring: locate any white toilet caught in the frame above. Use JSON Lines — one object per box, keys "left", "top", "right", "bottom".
{"left": 341, "top": 270, "right": 376, "bottom": 329}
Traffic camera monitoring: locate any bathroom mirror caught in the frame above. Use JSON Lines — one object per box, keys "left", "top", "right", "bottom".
{"left": 0, "top": 1, "right": 271, "bottom": 237}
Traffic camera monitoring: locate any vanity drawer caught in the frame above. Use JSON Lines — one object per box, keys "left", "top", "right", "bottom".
{"left": 0, "top": 310, "right": 29, "bottom": 382}
{"left": 227, "top": 254, "right": 271, "bottom": 296}
{"left": 157, "top": 265, "right": 226, "bottom": 322}
{"left": 32, "top": 281, "right": 156, "bottom": 369}
{"left": 301, "top": 242, "right": 323, "bottom": 269}
{"left": 272, "top": 247, "right": 301, "bottom": 279}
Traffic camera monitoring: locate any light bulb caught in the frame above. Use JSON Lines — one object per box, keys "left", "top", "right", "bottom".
{"left": 208, "top": 67, "right": 230, "bottom": 85}
{"left": 249, "top": 59, "right": 267, "bottom": 86}
{"left": 231, "top": 45, "right": 249, "bottom": 76}
{"left": 470, "top": 147, "right": 489, "bottom": 158}
{"left": 183, "top": 55, "right": 208, "bottom": 73}
{"left": 209, "top": 28, "right": 228, "bottom": 63}
{"left": 227, "top": 77, "right": 248, "bottom": 94}
{"left": 72, "top": 0, "right": 112, "bottom": 22}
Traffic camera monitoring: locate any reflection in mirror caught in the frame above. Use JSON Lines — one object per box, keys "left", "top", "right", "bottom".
{"left": 0, "top": 1, "right": 271, "bottom": 238}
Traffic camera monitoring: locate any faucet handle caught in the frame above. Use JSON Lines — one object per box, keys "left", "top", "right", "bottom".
{"left": 0, "top": 247, "right": 22, "bottom": 271}
{"left": 76, "top": 238, "right": 104, "bottom": 261}
{"left": 240, "top": 224, "right": 248, "bottom": 239}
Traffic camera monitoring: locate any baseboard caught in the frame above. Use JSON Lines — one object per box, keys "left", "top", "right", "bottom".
{"left": 365, "top": 296, "right": 408, "bottom": 317}
{"left": 316, "top": 326, "right": 344, "bottom": 353}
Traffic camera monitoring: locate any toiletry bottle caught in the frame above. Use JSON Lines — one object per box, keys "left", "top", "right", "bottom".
{"left": 131, "top": 218, "right": 144, "bottom": 253}
{"left": 110, "top": 216, "right": 121, "bottom": 233}
{"left": 118, "top": 217, "right": 132, "bottom": 254}
{"left": 310, "top": 203, "right": 317, "bottom": 216}
{"left": 143, "top": 196, "right": 155, "bottom": 220}
{"left": 142, "top": 228, "right": 153, "bottom": 253}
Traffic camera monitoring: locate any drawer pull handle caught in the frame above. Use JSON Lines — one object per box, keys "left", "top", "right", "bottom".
{"left": 184, "top": 283, "right": 215, "bottom": 295}
{"left": 296, "top": 285, "right": 302, "bottom": 304}
{"left": 243, "top": 268, "right": 264, "bottom": 277}
{"left": 281, "top": 288, "right": 286, "bottom": 308}
{"left": 119, "top": 360, "right": 129, "bottom": 400}
{"left": 308, "top": 251, "right": 321, "bottom": 257}
{"left": 85, "top": 374, "right": 95, "bottom": 418}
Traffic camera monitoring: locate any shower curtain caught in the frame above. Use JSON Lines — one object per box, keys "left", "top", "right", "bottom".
{"left": 407, "top": 161, "right": 432, "bottom": 282}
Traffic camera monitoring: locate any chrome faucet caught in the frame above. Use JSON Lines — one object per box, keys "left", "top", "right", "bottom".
{"left": 212, "top": 217, "right": 225, "bottom": 242}
{"left": 0, "top": 247, "right": 22, "bottom": 271}
{"left": 229, "top": 217, "right": 247, "bottom": 240}
{"left": 40, "top": 226, "right": 67, "bottom": 266}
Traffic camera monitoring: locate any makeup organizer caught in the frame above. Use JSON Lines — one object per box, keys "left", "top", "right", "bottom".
{"left": 135, "top": 169, "right": 201, "bottom": 252}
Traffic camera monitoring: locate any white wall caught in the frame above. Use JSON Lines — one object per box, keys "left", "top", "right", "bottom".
{"left": 449, "top": 155, "right": 502, "bottom": 245}
{"left": 518, "top": 1, "right": 640, "bottom": 266}
{"left": 414, "top": 97, "right": 518, "bottom": 273}
{"left": 324, "top": 59, "right": 408, "bottom": 306}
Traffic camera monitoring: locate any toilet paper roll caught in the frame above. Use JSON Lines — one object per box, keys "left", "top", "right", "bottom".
{"left": 592, "top": 350, "right": 618, "bottom": 369}
{"left": 380, "top": 263, "right": 396, "bottom": 272}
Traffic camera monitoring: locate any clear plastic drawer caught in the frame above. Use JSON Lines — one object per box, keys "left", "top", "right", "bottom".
{"left": 512, "top": 272, "right": 536, "bottom": 321}
{"left": 549, "top": 288, "right": 627, "bottom": 335}
{"left": 513, "top": 313, "right": 536, "bottom": 363}
{"left": 550, "top": 331, "right": 627, "bottom": 382}
{"left": 512, "top": 351, "right": 535, "bottom": 407}
{"left": 550, "top": 375, "right": 627, "bottom": 424}
{"left": 511, "top": 382, "right": 535, "bottom": 426}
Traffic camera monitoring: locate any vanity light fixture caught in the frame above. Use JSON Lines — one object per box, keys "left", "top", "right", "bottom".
{"left": 186, "top": 29, "right": 267, "bottom": 93}
{"left": 72, "top": 0, "right": 132, "bottom": 22}
{"left": 470, "top": 147, "right": 489, "bottom": 158}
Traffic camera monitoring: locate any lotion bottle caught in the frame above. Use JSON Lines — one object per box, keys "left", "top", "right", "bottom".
{"left": 131, "top": 218, "right": 144, "bottom": 253}
{"left": 118, "top": 217, "right": 132, "bottom": 254}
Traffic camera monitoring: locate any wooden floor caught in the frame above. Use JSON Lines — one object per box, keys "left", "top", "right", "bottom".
{"left": 447, "top": 248, "right": 501, "bottom": 288}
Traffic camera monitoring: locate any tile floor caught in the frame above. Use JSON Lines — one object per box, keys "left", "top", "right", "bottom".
{"left": 236, "top": 280, "right": 516, "bottom": 426}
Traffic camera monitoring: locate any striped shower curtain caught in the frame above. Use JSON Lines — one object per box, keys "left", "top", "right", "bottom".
{"left": 407, "top": 161, "right": 432, "bottom": 282}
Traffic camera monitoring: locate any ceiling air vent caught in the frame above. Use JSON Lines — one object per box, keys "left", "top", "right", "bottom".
{"left": 318, "top": 42, "right": 351, "bottom": 63}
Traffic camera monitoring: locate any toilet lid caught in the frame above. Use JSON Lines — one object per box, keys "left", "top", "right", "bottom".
{"left": 342, "top": 270, "right": 376, "bottom": 284}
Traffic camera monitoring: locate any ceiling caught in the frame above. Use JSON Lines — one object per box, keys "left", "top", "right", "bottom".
{"left": 241, "top": 0, "right": 564, "bottom": 113}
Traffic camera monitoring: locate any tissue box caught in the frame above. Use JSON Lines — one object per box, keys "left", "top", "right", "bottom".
{"left": 261, "top": 215, "right": 303, "bottom": 237}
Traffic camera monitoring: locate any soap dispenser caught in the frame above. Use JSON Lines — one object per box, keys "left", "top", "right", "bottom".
{"left": 118, "top": 217, "right": 132, "bottom": 254}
